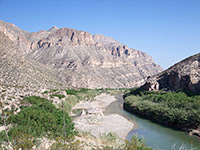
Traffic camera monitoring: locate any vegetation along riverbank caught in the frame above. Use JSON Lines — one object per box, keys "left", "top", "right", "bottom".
{"left": 123, "top": 88, "right": 200, "bottom": 135}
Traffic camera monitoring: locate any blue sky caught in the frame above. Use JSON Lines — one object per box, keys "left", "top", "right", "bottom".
{"left": 0, "top": 0, "right": 200, "bottom": 69}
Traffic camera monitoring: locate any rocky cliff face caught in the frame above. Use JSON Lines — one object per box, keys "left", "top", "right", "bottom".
{"left": 0, "top": 20, "right": 162, "bottom": 89}
{"left": 140, "top": 53, "right": 200, "bottom": 93}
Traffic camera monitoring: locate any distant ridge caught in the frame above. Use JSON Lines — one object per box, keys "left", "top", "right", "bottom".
{"left": 0, "top": 20, "right": 162, "bottom": 89}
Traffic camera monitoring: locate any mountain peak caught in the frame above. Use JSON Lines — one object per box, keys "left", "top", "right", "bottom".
{"left": 0, "top": 20, "right": 163, "bottom": 89}
{"left": 49, "top": 26, "right": 59, "bottom": 31}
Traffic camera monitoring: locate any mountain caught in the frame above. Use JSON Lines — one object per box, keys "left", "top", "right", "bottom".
{"left": 0, "top": 20, "right": 162, "bottom": 88}
{"left": 0, "top": 31, "right": 67, "bottom": 89}
{"left": 140, "top": 53, "right": 200, "bottom": 93}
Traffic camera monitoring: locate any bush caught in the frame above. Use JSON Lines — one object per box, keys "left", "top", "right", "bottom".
{"left": 124, "top": 135, "right": 151, "bottom": 150}
{"left": 92, "top": 135, "right": 151, "bottom": 150}
{"left": 23, "top": 96, "right": 49, "bottom": 105}
{"left": 99, "top": 132, "right": 119, "bottom": 145}
{"left": 50, "top": 136, "right": 84, "bottom": 150}
{"left": 50, "top": 94, "right": 65, "bottom": 99}
{"left": 1, "top": 96, "right": 76, "bottom": 142}
{"left": 124, "top": 90, "right": 200, "bottom": 130}
{"left": 11, "top": 131, "right": 37, "bottom": 150}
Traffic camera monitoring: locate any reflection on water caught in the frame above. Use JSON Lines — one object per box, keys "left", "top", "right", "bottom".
{"left": 104, "top": 94, "right": 200, "bottom": 150}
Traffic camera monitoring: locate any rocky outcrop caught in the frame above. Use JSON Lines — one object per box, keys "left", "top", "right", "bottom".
{"left": 140, "top": 53, "right": 200, "bottom": 93}
{"left": 0, "top": 20, "right": 163, "bottom": 88}
{"left": 189, "top": 129, "right": 200, "bottom": 137}
{"left": 0, "top": 20, "right": 31, "bottom": 54}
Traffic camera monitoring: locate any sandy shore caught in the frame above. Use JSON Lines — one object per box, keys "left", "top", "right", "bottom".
{"left": 73, "top": 93, "right": 134, "bottom": 140}
{"left": 72, "top": 93, "right": 116, "bottom": 110}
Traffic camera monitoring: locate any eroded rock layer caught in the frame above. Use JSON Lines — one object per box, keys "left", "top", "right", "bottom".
{"left": 0, "top": 20, "right": 162, "bottom": 88}
{"left": 141, "top": 53, "right": 200, "bottom": 93}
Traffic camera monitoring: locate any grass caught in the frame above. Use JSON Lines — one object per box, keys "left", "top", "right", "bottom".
{"left": 99, "top": 132, "right": 120, "bottom": 145}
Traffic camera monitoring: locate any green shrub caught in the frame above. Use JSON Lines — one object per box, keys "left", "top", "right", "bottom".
{"left": 50, "top": 136, "right": 84, "bottom": 150}
{"left": 65, "top": 89, "right": 81, "bottom": 96}
{"left": 92, "top": 135, "right": 151, "bottom": 150}
{"left": 11, "top": 131, "right": 37, "bottom": 150}
{"left": 99, "top": 132, "right": 119, "bottom": 145}
{"left": 124, "top": 90, "right": 200, "bottom": 130}
{"left": 50, "top": 94, "right": 65, "bottom": 99}
{"left": 23, "top": 96, "right": 49, "bottom": 105}
{"left": 124, "top": 135, "right": 151, "bottom": 150}
{"left": 2, "top": 97, "right": 76, "bottom": 141}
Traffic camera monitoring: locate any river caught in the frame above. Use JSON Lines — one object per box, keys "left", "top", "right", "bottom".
{"left": 104, "top": 94, "right": 200, "bottom": 150}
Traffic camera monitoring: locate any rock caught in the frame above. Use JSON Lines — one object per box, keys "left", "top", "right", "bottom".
{"left": 140, "top": 53, "right": 200, "bottom": 94}
{"left": 0, "top": 31, "right": 67, "bottom": 89}
{"left": 0, "top": 20, "right": 162, "bottom": 89}
{"left": 81, "top": 109, "right": 86, "bottom": 116}
{"left": 87, "top": 108, "right": 104, "bottom": 116}
{"left": 49, "top": 26, "right": 59, "bottom": 32}
{"left": 189, "top": 129, "right": 200, "bottom": 137}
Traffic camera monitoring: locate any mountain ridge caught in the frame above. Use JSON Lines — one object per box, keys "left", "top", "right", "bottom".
{"left": 0, "top": 20, "right": 162, "bottom": 89}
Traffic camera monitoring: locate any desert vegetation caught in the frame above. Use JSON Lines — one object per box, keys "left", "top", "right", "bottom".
{"left": 0, "top": 88, "right": 151, "bottom": 149}
{"left": 124, "top": 89, "right": 200, "bottom": 131}
{"left": 0, "top": 96, "right": 76, "bottom": 147}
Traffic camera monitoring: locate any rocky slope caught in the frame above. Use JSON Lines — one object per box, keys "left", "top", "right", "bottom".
{"left": 0, "top": 31, "right": 67, "bottom": 89}
{"left": 140, "top": 53, "right": 200, "bottom": 93}
{"left": 0, "top": 20, "right": 162, "bottom": 88}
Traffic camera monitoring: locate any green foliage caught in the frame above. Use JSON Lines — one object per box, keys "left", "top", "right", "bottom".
{"left": 11, "top": 131, "right": 37, "bottom": 150}
{"left": 0, "top": 96, "right": 76, "bottom": 142}
{"left": 99, "top": 132, "right": 119, "bottom": 145}
{"left": 50, "top": 94, "right": 65, "bottom": 99}
{"left": 0, "top": 131, "right": 37, "bottom": 150}
{"left": 63, "top": 95, "right": 79, "bottom": 113}
{"left": 23, "top": 96, "right": 49, "bottom": 105}
{"left": 123, "top": 88, "right": 143, "bottom": 98}
{"left": 124, "top": 89, "right": 200, "bottom": 130}
{"left": 0, "top": 130, "right": 7, "bottom": 144}
{"left": 0, "top": 116, "right": 3, "bottom": 125}
{"left": 124, "top": 135, "right": 152, "bottom": 150}
{"left": 66, "top": 88, "right": 99, "bottom": 97}
{"left": 50, "top": 136, "right": 84, "bottom": 150}
{"left": 65, "top": 89, "right": 88, "bottom": 96}
{"left": 92, "top": 135, "right": 151, "bottom": 150}
{"left": 42, "top": 90, "right": 49, "bottom": 94}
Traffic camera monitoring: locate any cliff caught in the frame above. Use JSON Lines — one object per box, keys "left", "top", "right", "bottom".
{"left": 140, "top": 53, "right": 200, "bottom": 94}
{"left": 0, "top": 20, "right": 162, "bottom": 88}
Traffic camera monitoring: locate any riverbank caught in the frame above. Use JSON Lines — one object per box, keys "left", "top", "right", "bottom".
{"left": 72, "top": 93, "right": 116, "bottom": 111}
{"left": 106, "top": 93, "right": 200, "bottom": 149}
{"left": 123, "top": 90, "right": 200, "bottom": 133}
{"left": 72, "top": 93, "right": 134, "bottom": 141}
